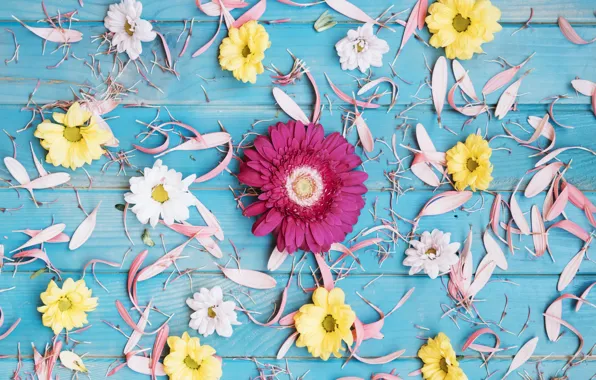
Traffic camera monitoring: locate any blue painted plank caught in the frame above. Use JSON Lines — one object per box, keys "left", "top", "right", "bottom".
{"left": 2, "top": 0, "right": 595, "bottom": 23}
{"left": 0, "top": 1, "right": 594, "bottom": 378}
{"left": 1, "top": 189, "right": 595, "bottom": 275}
{"left": 1, "top": 104, "right": 595, "bottom": 191}
{"left": 0, "top": 272, "right": 594, "bottom": 359}
{"left": 0, "top": 23, "right": 594, "bottom": 105}
{"left": 0, "top": 357, "right": 592, "bottom": 379}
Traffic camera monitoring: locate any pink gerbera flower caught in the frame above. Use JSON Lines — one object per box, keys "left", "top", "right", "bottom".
{"left": 238, "top": 121, "right": 368, "bottom": 254}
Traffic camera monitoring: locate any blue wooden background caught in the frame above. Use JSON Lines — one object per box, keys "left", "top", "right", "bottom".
{"left": 0, "top": 0, "right": 595, "bottom": 378}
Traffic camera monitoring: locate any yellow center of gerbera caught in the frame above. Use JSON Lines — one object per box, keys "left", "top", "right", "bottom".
{"left": 208, "top": 306, "right": 217, "bottom": 318}
{"left": 425, "top": 248, "right": 437, "bottom": 256}
{"left": 124, "top": 20, "right": 135, "bottom": 36}
{"left": 322, "top": 314, "right": 337, "bottom": 333}
{"left": 293, "top": 176, "right": 316, "bottom": 200}
{"left": 58, "top": 298, "right": 72, "bottom": 312}
{"left": 453, "top": 14, "right": 471, "bottom": 33}
{"left": 184, "top": 356, "right": 200, "bottom": 370}
{"left": 242, "top": 45, "right": 251, "bottom": 58}
{"left": 63, "top": 127, "right": 83, "bottom": 142}
{"left": 151, "top": 184, "right": 169, "bottom": 203}
{"left": 466, "top": 158, "right": 479, "bottom": 172}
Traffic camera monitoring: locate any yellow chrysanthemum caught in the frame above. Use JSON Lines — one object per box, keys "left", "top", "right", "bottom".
{"left": 163, "top": 332, "right": 222, "bottom": 380}
{"left": 293, "top": 287, "right": 356, "bottom": 360}
{"left": 425, "top": 0, "right": 502, "bottom": 60}
{"left": 37, "top": 278, "right": 98, "bottom": 335}
{"left": 218, "top": 20, "right": 271, "bottom": 84}
{"left": 446, "top": 134, "right": 493, "bottom": 191}
{"left": 418, "top": 333, "right": 468, "bottom": 380}
{"left": 34, "top": 102, "right": 112, "bottom": 170}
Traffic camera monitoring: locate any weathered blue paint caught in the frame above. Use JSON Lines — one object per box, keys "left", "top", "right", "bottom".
{"left": 0, "top": 1, "right": 595, "bottom": 379}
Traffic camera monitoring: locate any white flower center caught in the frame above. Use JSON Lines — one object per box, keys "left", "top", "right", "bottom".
{"left": 125, "top": 16, "right": 136, "bottom": 36}
{"left": 151, "top": 184, "right": 170, "bottom": 203}
{"left": 355, "top": 38, "right": 368, "bottom": 53}
{"left": 425, "top": 247, "right": 438, "bottom": 260}
{"left": 285, "top": 166, "right": 324, "bottom": 207}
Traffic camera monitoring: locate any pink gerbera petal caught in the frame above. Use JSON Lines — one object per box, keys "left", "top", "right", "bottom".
{"left": 238, "top": 121, "right": 368, "bottom": 254}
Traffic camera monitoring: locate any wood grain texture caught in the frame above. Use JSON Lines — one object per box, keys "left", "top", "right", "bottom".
{"left": 1, "top": 358, "right": 594, "bottom": 379}
{"left": 0, "top": 272, "right": 594, "bottom": 359}
{"left": 0, "top": 22, "right": 595, "bottom": 105}
{"left": 1, "top": 104, "right": 595, "bottom": 191}
{"left": 0, "top": 0, "right": 595, "bottom": 378}
{"left": 2, "top": 0, "right": 595, "bottom": 23}
{"left": 1, "top": 188, "right": 595, "bottom": 275}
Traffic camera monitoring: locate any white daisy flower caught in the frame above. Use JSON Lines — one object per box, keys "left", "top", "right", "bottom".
{"left": 403, "top": 229, "right": 461, "bottom": 279}
{"left": 186, "top": 286, "right": 240, "bottom": 338}
{"left": 124, "top": 160, "right": 196, "bottom": 227}
{"left": 335, "top": 23, "right": 390, "bottom": 73}
{"left": 104, "top": 0, "right": 156, "bottom": 60}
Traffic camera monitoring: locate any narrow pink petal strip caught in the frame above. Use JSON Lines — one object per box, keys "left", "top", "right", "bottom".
{"left": 219, "top": 266, "right": 277, "bottom": 289}
{"left": 325, "top": 0, "right": 378, "bottom": 24}
{"left": 558, "top": 17, "right": 596, "bottom": 45}
{"left": 232, "top": 0, "right": 266, "bottom": 28}
{"left": 12, "top": 16, "right": 83, "bottom": 43}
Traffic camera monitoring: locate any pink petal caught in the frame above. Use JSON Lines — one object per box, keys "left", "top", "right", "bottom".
{"left": 558, "top": 17, "right": 596, "bottom": 45}
{"left": 13, "top": 16, "right": 83, "bottom": 43}
{"left": 69, "top": 202, "right": 101, "bottom": 250}
{"left": 272, "top": 87, "right": 310, "bottom": 124}
{"left": 431, "top": 56, "right": 448, "bottom": 126}
{"left": 218, "top": 266, "right": 277, "bottom": 289}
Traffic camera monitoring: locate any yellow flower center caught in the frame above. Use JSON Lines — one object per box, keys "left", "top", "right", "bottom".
{"left": 453, "top": 14, "right": 471, "bottom": 33}
{"left": 466, "top": 158, "right": 479, "bottom": 172}
{"left": 440, "top": 357, "right": 450, "bottom": 373}
{"left": 63, "top": 127, "right": 83, "bottom": 143}
{"left": 356, "top": 40, "right": 366, "bottom": 53}
{"left": 124, "top": 20, "right": 135, "bottom": 36}
{"left": 151, "top": 184, "right": 169, "bottom": 203}
{"left": 425, "top": 248, "right": 437, "bottom": 256}
{"left": 208, "top": 306, "right": 217, "bottom": 318}
{"left": 58, "top": 297, "right": 72, "bottom": 312}
{"left": 293, "top": 176, "right": 316, "bottom": 200}
{"left": 322, "top": 314, "right": 337, "bottom": 333}
{"left": 184, "top": 356, "right": 200, "bottom": 370}
{"left": 242, "top": 45, "right": 251, "bottom": 58}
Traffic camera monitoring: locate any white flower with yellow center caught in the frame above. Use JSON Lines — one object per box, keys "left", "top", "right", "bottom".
{"left": 124, "top": 160, "right": 196, "bottom": 227}
{"left": 335, "top": 23, "right": 390, "bottom": 73}
{"left": 186, "top": 286, "right": 240, "bottom": 338}
{"left": 403, "top": 229, "right": 461, "bottom": 279}
{"left": 104, "top": 0, "right": 156, "bottom": 60}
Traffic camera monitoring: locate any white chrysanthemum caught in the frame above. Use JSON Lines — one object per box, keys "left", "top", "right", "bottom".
{"left": 403, "top": 229, "right": 461, "bottom": 279}
{"left": 104, "top": 0, "right": 156, "bottom": 60}
{"left": 335, "top": 23, "right": 390, "bottom": 73}
{"left": 186, "top": 286, "right": 240, "bottom": 338}
{"left": 124, "top": 160, "right": 196, "bottom": 227}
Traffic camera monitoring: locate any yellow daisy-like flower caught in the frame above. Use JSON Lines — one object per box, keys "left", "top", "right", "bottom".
{"left": 37, "top": 278, "right": 98, "bottom": 335}
{"left": 34, "top": 102, "right": 112, "bottom": 170}
{"left": 418, "top": 333, "right": 467, "bottom": 380}
{"left": 218, "top": 20, "right": 271, "bottom": 84}
{"left": 163, "top": 332, "right": 222, "bottom": 380}
{"left": 425, "top": 0, "right": 502, "bottom": 60}
{"left": 293, "top": 287, "right": 356, "bottom": 360}
{"left": 446, "top": 134, "right": 493, "bottom": 192}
